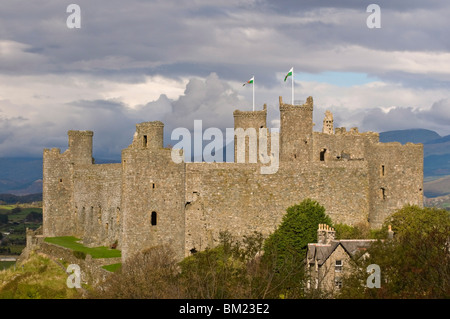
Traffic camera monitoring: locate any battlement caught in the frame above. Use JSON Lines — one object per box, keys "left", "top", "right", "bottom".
{"left": 131, "top": 121, "right": 164, "bottom": 149}
{"left": 279, "top": 95, "right": 314, "bottom": 112}
{"left": 42, "top": 94, "right": 424, "bottom": 262}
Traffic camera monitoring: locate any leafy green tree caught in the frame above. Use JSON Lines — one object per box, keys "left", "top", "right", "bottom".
{"left": 0, "top": 214, "right": 8, "bottom": 225}
{"left": 260, "top": 199, "right": 332, "bottom": 298}
{"left": 263, "top": 199, "right": 332, "bottom": 263}
{"left": 338, "top": 205, "right": 450, "bottom": 299}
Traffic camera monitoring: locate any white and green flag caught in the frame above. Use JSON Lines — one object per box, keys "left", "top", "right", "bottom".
{"left": 243, "top": 76, "right": 254, "bottom": 86}
{"left": 243, "top": 76, "right": 255, "bottom": 111}
{"left": 284, "top": 67, "right": 293, "bottom": 82}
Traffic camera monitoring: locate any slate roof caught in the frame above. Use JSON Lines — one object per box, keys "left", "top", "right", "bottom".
{"left": 307, "top": 239, "right": 377, "bottom": 266}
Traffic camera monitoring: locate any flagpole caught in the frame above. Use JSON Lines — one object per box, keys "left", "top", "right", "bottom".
{"left": 292, "top": 67, "right": 294, "bottom": 105}
{"left": 253, "top": 76, "right": 255, "bottom": 111}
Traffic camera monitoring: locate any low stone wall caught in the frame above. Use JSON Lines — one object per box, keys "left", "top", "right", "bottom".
{"left": 34, "top": 241, "right": 120, "bottom": 287}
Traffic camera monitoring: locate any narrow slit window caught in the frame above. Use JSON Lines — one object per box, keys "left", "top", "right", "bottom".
{"left": 151, "top": 211, "right": 157, "bottom": 226}
{"left": 380, "top": 188, "right": 386, "bottom": 200}
{"left": 380, "top": 165, "right": 385, "bottom": 177}
{"left": 143, "top": 135, "right": 148, "bottom": 147}
{"left": 320, "top": 149, "right": 326, "bottom": 161}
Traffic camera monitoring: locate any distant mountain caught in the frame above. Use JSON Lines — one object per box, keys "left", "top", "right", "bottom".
{"left": 425, "top": 134, "right": 450, "bottom": 145}
{"left": 379, "top": 129, "right": 441, "bottom": 144}
{"left": 0, "top": 157, "right": 119, "bottom": 195}
{"left": 0, "top": 193, "right": 42, "bottom": 204}
{"left": 0, "top": 129, "right": 449, "bottom": 195}
{"left": 379, "top": 129, "right": 450, "bottom": 177}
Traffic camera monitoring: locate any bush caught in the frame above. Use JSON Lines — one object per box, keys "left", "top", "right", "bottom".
{"left": 338, "top": 205, "right": 450, "bottom": 299}
{"left": 72, "top": 250, "right": 86, "bottom": 260}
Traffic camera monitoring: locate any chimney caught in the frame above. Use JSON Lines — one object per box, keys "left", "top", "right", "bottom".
{"left": 317, "top": 224, "right": 327, "bottom": 244}
{"left": 317, "top": 224, "right": 335, "bottom": 244}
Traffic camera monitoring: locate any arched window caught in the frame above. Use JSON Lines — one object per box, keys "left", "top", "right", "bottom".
{"left": 151, "top": 211, "right": 157, "bottom": 226}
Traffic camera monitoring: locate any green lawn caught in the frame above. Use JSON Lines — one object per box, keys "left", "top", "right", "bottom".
{"left": 44, "top": 236, "right": 121, "bottom": 259}
{"left": 101, "top": 263, "right": 122, "bottom": 272}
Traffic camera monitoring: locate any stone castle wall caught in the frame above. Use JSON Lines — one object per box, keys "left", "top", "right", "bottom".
{"left": 184, "top": 160, "right": 370, "bottom": 256}
{"left": 42, "top": 95, "right": 424, "bottom": 261}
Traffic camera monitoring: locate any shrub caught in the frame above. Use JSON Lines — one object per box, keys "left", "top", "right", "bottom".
{"left": 72, "top": 250, "right": 86, "bottom": 260}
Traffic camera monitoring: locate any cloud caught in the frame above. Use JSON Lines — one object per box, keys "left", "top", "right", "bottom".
{"left": 0, "top": 0, "right": 449, "bottom": 159}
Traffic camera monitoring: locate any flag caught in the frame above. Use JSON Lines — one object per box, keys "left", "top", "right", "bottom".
{"left": 243, "top": 76, "right": 254, "bottom": 86}
{"left": 284, "top": 67, "right": 293, "bottom": 82}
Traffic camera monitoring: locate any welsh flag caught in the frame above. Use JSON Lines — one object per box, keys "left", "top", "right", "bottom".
{"left": 284, "top": 67, "right": 293, "bottom": 82}
{"left": 243, "top": 76, "right": 254, "bottom": 86}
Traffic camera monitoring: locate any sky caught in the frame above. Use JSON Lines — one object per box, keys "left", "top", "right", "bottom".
{"left": 0, "top": 0, "right": 449, "bottom": 159}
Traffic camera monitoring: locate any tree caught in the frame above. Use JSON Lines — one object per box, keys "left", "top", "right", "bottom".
{"left": 0, "top": 214, "right": 8, "bottom": 225}
{"left": 264, "top": 199, "right": 332, "bottom": 264}
{"left": 91, "top": 245, "right": 182, "bottom": 299}
{"left": 11, "top": 207, "right": 21, "bottom": 214}
{"left": 338, "top": 205, "right": 450, "bottom": 299}
{"left": 261, "top": 199, "right": 332, "bottom": 298}
{"left": 25, "top": 211, "right": 42, "bottom": 223}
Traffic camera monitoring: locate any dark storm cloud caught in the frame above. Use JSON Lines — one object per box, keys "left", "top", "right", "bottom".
{"left": 0, "top": 0, "right": 449, "bottom": 157}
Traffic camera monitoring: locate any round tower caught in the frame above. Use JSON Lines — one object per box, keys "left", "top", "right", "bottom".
{"left": 279, "top": 96, "right": 313, "bottom": 162}
{"left": 233, "top": 104, "right": 267, "bottom": 163}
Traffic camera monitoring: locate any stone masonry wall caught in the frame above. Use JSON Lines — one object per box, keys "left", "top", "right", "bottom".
{"left": 367, "top": 142, "right": 424, "bottom": 227}
{"left": 184, "top": 160, "right": 369, "bottom": 257}
{"left": 72, "top": 163, "right": 122, "bottom": 248}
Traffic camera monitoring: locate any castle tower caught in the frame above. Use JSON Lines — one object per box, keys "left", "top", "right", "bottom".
{"left": 121, "top": 120, "right": 186, "bottom": 261}
{"left": 132, "top": 121, "right": 164, "bottom": 149}
{"left": 233, "top": 104, "right": 267, "bottom": 163}
{"left": 68, "top": 130, "right": 93, "bottom": 165}
{"left": 322, "top": 110, "right": 334, "bottom": 135}
{"left": 279, "top": 96, "right": 313, "bottom": 162}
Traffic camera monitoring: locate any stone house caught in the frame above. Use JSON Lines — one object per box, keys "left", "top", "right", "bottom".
{"left": 306, "top": 224, "right": 376, "bottom": 293}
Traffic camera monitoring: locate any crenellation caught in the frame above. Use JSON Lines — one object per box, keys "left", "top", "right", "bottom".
{"left": 42, "top": 95, "right": 423, "bottom": 262}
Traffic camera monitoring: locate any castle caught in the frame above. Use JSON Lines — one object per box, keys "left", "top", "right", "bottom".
{"left": 42, "top": 96, "right": 423, "bottom": 261}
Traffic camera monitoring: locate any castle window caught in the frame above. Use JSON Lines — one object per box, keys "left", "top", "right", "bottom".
{"left": 143, "top": 135, "right": 148, "bottom": 147}
{"left": 151, "top": 211, "right": 157, "bottom": 226}
{"left": 59, "top": 178, "right": 63, "bottom": 183}
{"left": 320, "top": 149, "right": 327, "bottom": 161}
{"left": 152, "top": 183, "right": 155, "bottom": 189}
{"left": 380, "top": 188, "right": 386, "bottom": 200}
{"left": 380, "top": 165, "right": 385, "bottom": 177}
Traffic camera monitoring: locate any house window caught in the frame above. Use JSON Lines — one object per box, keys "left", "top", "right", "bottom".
{"left": 151, "top": 211, "right": 157, "bottom": 226}
{"left": 335, "top": 260, "right": 343, "bottom": 272}
{"left": 335, "top": 278, "right": 343, "bottom": 289}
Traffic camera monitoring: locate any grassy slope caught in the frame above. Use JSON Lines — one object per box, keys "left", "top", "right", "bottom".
{"left": 0, "top": 253, "right": 83, "bottom": 299}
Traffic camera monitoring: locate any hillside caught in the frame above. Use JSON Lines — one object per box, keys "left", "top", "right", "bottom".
{"left": 0, "top": 252, "right": 83, "bottom": 299}
{"left": 380, "top": 129, "right": 450, "bottom": 177}
{"left": 423, "top": 175, "right": 450, "bottom": 198}
{"left": 379, "top": 129, "right": 441, "bottom": 144}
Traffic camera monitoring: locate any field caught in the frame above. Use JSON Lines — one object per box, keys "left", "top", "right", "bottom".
{"left": 0, "top": 204, "right": 42, "bottom": 258}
